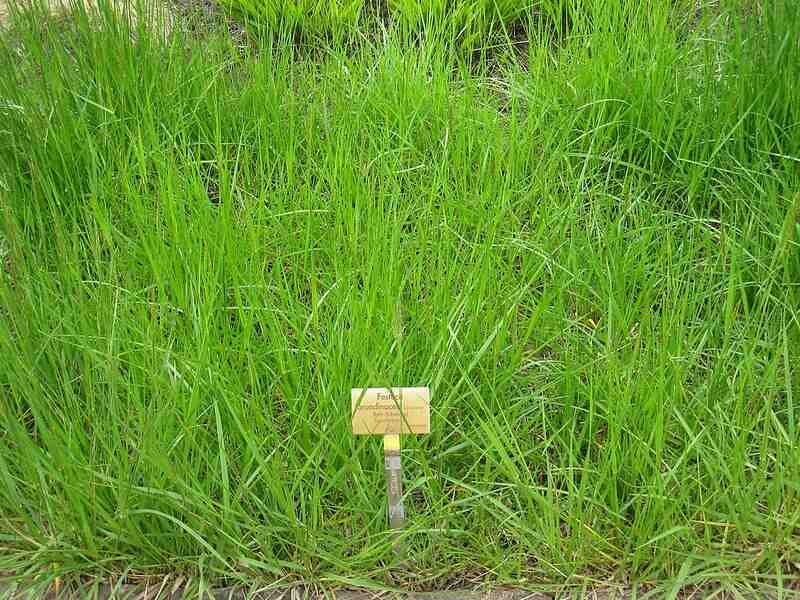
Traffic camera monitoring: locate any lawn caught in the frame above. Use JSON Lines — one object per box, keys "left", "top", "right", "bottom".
{"left": 0, "top": 0, "right": 799, "bottom": 594}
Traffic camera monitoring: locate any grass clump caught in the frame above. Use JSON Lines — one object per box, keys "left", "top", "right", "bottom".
{"left": 216, "top": 0, "right": 365, "bottom": 38}
{"left": 214, "top": 0, "right": 538, "bottom": 47}
{"left": 0, "top": 0, "right": 799, "bottom": 593}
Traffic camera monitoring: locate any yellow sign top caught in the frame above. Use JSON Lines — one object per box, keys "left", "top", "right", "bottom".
{"left": 351, "top": 387, "right": 430, "bottom": 435}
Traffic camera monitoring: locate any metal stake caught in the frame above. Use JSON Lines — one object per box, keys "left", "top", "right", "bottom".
{"left": 383, "top": 433, "right": 405, "bottom": 552}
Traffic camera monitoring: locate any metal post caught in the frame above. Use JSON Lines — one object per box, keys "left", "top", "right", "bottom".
{"left": 383, "top": 433, "right": 405, "bottom": 552}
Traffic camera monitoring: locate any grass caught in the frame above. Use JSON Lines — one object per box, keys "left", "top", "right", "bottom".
{"left": 0, "top": 0, "right": 799, "bottom": 593}
{"left": 214, "top": 0, "right": 545, "bottom": 43}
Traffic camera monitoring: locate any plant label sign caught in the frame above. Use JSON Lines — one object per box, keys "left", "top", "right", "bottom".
{"left": 351, "top": 387, "right": 430, "bottom": 435}
{"left": 351, "top": 386, "right": 431, "bottom": 549}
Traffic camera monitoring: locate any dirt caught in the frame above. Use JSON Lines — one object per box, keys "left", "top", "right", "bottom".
{"left": 0, "top": 0, "right": 175, "bottom": 36}
{"left": 2, "top": 580, "right": 791, "bottom": 599}
{"left": 0, "top": 583, "right": 622, "bottom": 600}
{"left": 1, "top": 0, "right": 93, "bottom": 24}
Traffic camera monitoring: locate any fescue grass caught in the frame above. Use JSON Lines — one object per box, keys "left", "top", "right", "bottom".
{"left": 0, "top": 0, "right": 799, "bottom": 593}
{"left": 212, "top": 0, "right": 547, "bottom": 45}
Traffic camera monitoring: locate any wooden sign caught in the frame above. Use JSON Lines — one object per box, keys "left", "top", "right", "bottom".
{"left": 351, "top": 387, "right": 430, "bottom": 435}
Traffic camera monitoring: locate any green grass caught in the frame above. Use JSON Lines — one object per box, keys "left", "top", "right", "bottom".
{"left": 212, "top": 0, "right": 589, "bottom": 49}
{"left": 211, "top": 0, "right": 528, "bottom": 38}
{"left": 0, "top": 0, "right": 799, "bottom": 593}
